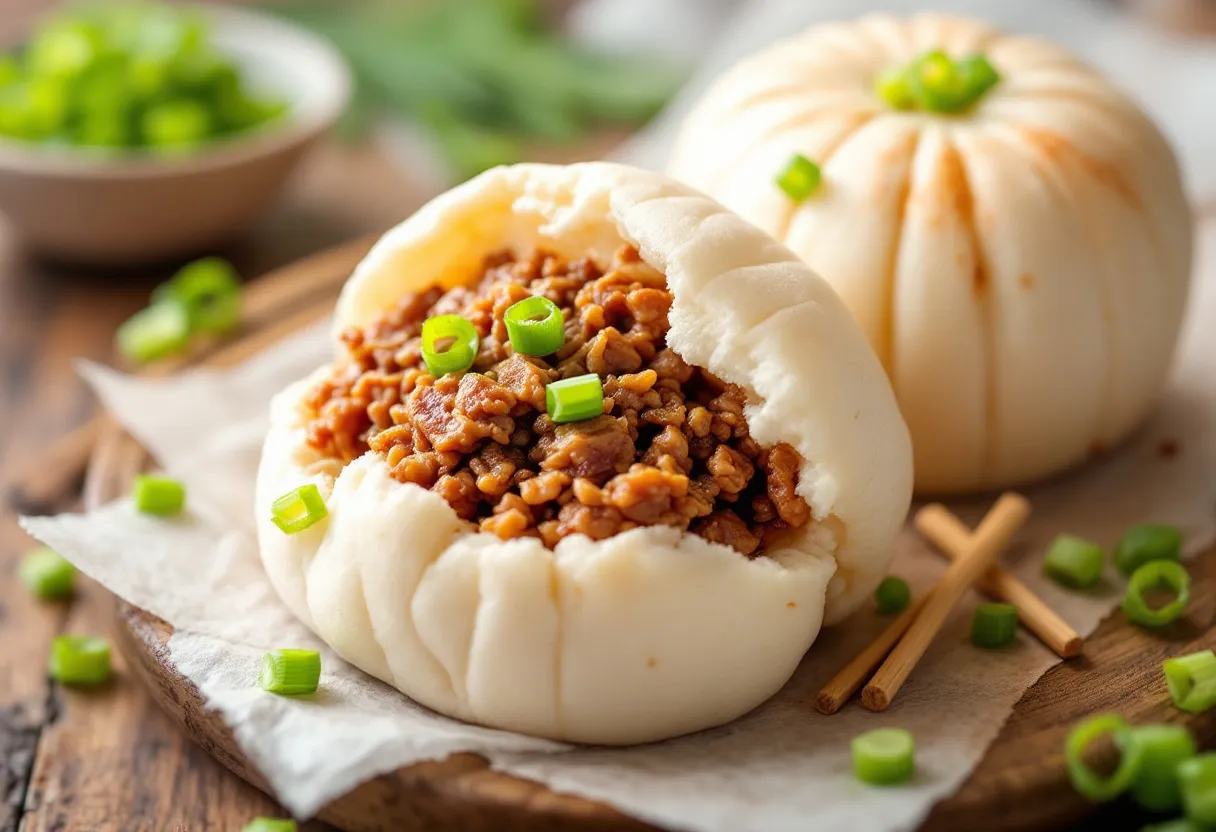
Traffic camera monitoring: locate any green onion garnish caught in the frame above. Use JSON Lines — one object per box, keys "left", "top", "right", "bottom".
{"left": 270, "top": 484, "right": 328, "bottom": 535}
{"left": 19, "top": 547, "right": 75, "bottom": 600}
{"left": 1179, "top": 754, "right": 1216, "bottom": 825}
{"left": 775, "top": 153, "right": 821, "bottom": 201}
{"left": 504, "top": 295, "right": 565, "bottom": 356}
{"left": 49, "top": 635, "right": 112, "bottom": 686}
{"left": 957, "top": 55, "right": 1001, "bottom": 103}
{"left": 1123, "top": 560, "right": 1190, "bottom": 628}
{"left": 878, "top": 50, "right": 1001, "bottom": 114}
{"left": 132, "top": 474, "right": 186, "bottom": 516}
{"left": 1044, "top": 534, "right": 1104, "bottom": 590}
{"left": 874, "top": 66, "right": 916, "bottom": 110}
{"left": 851, "top": 728, "right": 915, "bottom": 786}
{"left": 259, "top": 649, "right": 321, "bottom": 695}
{"left": 240, "top": 820, "right": 297, "bottom": 832}
{"left": 1120, "top": 724, "right": 1197, "bottom": 812}
{"left": 1115, "top": 524, "right": 1182, "bottom": 576}
{"left": 153, "top": 257, "right": 242, "bottom": 336}
{"left": 116, "top": 301, "right": 191, "bottom": 364}
{"left": 1164, "top": 651, "right": 1216, "bottom": 715}
{"left": 970, "top": 602, "right": 1018, "bottom": 649}
{"left": 420, "top": 314, "right": 480, "bottom": 376}
{"left": 1065, "top": 713, "right": 1142, "bottom": 802}
{"left": 874, "top": 576, "right": 911, "bottom": 614}
{"left": 545, "top": 373, "right": 604, "bottom": 424}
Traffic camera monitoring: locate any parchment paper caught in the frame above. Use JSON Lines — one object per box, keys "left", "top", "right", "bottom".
{"left": 21, "top": 222, "right": 1216, "bottom": 831}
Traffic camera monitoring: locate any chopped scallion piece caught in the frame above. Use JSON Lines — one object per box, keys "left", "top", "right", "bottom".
{"left": 259, "top": 649, "right": 321, "bottom": 695}
{"left": 1139, "top": 820, "right": 1204, "bottom": 832}
{"left": 19, "top": 547, "right": 75, "bottom": 599}
{"left": 1121, "top": 724, "right": 1197, "bottom": 812}
{"left": 874, "top": 67, "right": 916, "bottom": 110}
{"left": 420, "top": 314, "right": 480, "bottom": 376}
{"left": 1123, "top": 561, "right": 1190, "bottom": 628}
{"left": 852, "top": 728, "right": 915, "bottom": 785}
{"left": 240, "top": 820, "right": 297, "bottom": 832}
{"left": 958, "top": 54, "right": 1001, "bottom": 103}
{"left": 504, "top": 295, "right": 564, "bottom": 356}
{"left": 971, "top": 602, "right": 1018, "bottom": 648}
{"left": 1044, "top": 534, "right": 1104, "bottom": 590}
{"left": 909, "top": 49, "right": 969, "bottom": 113}
{"left": 116, "top": 301, "right": 190, "bottom": 364}
{"left": 545, "top": 373, "right": 604, "bottom": 424}
{"left": 132, "top": 474, "right": 186, "bottom": 516}
{"left": 1179, "top": 754, "right": 1216, "bottom": 825}
{"left": 1116, "top": 524, "right": 1182, "bottom": 576}
{"left": 154, "top": 257, "right": 242, "bottom": 336}
{"left": 1065, "top": 713, "right": 1142, "bottom": 802}
{"left": 270, "top": 484, "right": 328, "bottom": 535}
{"left": 875, "top": 576, "right": 911, "bottom": 614}
{"left": 49, "top": 635, "right": 112, "bottom": 686}
{"left": 775, "top": 153, "right": 821, "bottom": 201}
{"left": 1164, "top": 651, "right": 1216, "bottom": 715}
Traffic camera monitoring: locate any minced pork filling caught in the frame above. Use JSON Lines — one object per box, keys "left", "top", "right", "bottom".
{"left": 304, "top": 245, "right": 812, "bottom": 556}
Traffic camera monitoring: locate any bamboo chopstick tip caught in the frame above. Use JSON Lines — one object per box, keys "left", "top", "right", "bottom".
{"left": 860, "top": 685, "right": 889, "bottom": 712}
{"left": 814, "top": 690, "right": 842, "bottom": 716}
{"left": 1060, "top": 636, "right": 1085, "bottom": 659}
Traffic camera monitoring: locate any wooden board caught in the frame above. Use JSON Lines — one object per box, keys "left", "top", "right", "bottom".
{"left": 89, "top": 239, "right": 1216, "bottom": 832}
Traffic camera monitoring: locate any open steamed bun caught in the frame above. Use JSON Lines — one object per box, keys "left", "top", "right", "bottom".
{"left": 256, "top": 162, "right": 912, "bottom": 744}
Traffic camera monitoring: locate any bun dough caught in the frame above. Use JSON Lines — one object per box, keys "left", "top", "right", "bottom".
{"left": 667, "top": 14, "right": 1193, "bottom": 494}
{"left": 256, "top": 162, "right": 912, "bottom": 744}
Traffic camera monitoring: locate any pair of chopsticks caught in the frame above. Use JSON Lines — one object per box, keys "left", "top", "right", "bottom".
{"left": 817, "top": 492, "right": 1083, "bottom": 715}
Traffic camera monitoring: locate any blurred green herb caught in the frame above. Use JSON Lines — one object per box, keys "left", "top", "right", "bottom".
{"left": 268, "top": 0, "right": 686, "bottom": 179}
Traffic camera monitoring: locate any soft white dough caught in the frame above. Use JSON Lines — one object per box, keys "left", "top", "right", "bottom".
{"left": 666, "top": 13, "right": 1193, "bottom": 495}
{"left": 256, "top": 162, "right": 912, "bottom": 744}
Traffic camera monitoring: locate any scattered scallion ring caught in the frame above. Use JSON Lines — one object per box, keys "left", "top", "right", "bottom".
{"left": 1115, "top": 523, "right": 1182, "bottom": 577}
{"left": 1164, "top": 651, "right": 1216, "bottom": 715}
{"left": 875, "top": 66, "right": 916, "bottom": 110}
{"left": 1066, "top": 714, "right": 1142, "bottom": 802}
{"left": 852, "top": 728, "right": 915, "bottom": 786}
{"left": 241, "top": 820, "right": 297, "bottom": 832}
{"left": 132, "top": 474, "right": 186, "bottom": 516}
{"left": 1043, "top": 534, "right": 1104, "bottom": 590}
{"left": 775, "top": 153, "right": 821, "bottom": 201}
{"left": 259, "top": 648, "right": 321, "bottom": 695}
{"left": 19, "top": 546, "right": 75, "bottom": 600}
{"left": 270, "top": 484, "right": 328, "bottom": 535}
{"left": 971, "top": 602, "right": 1018, "bottom": 649}
{"left": 957, "top": 55, "right": 1000, "bottom": 102}
{"left": 875, "top": 576, "right": 911, "bottom": 614}
{"left": 504, "top": 295, "right": 564, "bottom": 356}
{"left": 1119, "top": 724, "right": 1197, "bottom": 812}
{"left": 116, "top": 300, "right": 191, "bottom": 364}
{"left": 876, "top": 49, "right": 1001, "bottom": 114}
{"left": 49, "top": 635, "right": 112, "bottom": 686}
{"left": 1179, "top": 753, "right": 1216, "bottom": 825}
{"left": 1123, "top": 560, "right": 1190, "bottom": 628}
{"left": 153, "top": 256, "right": 242, "bottom": 336}
{"left": 421, "top": 314, "right": 480, "bottom": 376}
{"left": 545, "top": 373, "right": 604, "bottom": 424}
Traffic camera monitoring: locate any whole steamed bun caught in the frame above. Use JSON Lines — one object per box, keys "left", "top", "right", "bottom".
{"left": 256, "top": 162, "right": 912, "bottom": 744}
{"left": 667, "top": 13, "right": 1193, "bottom": 494}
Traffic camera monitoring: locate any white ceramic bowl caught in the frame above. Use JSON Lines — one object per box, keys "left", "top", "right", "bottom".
{"left": 0, "top": 5, "right": 352, "bottom": 264}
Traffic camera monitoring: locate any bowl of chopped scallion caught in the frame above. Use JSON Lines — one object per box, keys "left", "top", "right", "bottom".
{"left": 0, "top": 2, "right": 350, "bottom": 264}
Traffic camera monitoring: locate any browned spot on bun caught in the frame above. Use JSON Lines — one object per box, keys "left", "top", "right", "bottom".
{"left": 786, "top": 601, "right": 797, "bottom": 608}
{"left": 646, "top": 657, "right": 658, "bottom": 669}
{"left": 1020, "top": 128, "right": 1141, "bottom": 208}
{"left": 1019, "top": 273, "right": 1035, "bottom": 290}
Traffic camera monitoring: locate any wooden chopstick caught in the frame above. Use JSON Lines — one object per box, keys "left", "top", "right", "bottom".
{"left": 816, "top": 596, "right": 929, "bottom": 715}
{"left": 915, "top": 504, "right": 1083, "bottom": 659}
{"left": 861, "top": 493, "right": 1031, "bottom": 712}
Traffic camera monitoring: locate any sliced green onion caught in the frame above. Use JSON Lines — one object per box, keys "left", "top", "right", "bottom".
{"left": 971, "top": 602, "right": 1018, "bottom": 648}
{"left": 1116, "top": 524, "right": 1182, "bottom": 576}
{"left": 1066, "top": 714, "right": 1142, "bottom": 802}
{"left": 132, "top": 474, "right": 186, "bottom": 516}
{"left": 1179, "top": 753, "right": 1216, "bottom": 825}
{"left": 19, "top": 547, "right": 75, "bottom": 599}
{"left": 240, "top": 820, "right": 297, "bottom": 832}
{"left": 545, "top": 373, "right": 604, "bottom": 424}
{"left": 1138, "top": 820, "right": 1204, "bottom": 832}
{"left": 270, "top": 484, "right": 328, "bottom": 535}
{"left": 141, "top": 97, "right": 212, "bottom": 150}
{"left": 875, "top": 576, "right": 911, "bottom": 614}
{"left": 775, "top": 153, "right": 821, "bottom": 201}
{"left": 116, "top": 301, "right": 190, "bottom": 364}
{"left": 504, "top": 295, "right": 565, "bottom": 356}
{"left": 49, "top": 635, "right": 112, "bottom": 686}
{"left": 852, "top": 728, "right": 915, "bottom": 786}
{"left": 1044, "top": 534, "right": 1104, "bottom": 590}
{"left": 1121, "top": 724, "right": 1197, "bottom": 812}
{"left": 875, "top": 66, "right": 916, "bottom": 110}
{"left": 908, "top": 50, "right": 969, "bottom": 113}
{"left": 1164, "top": 651, "right": 1216, "bottom": 715}
{"left": 259, "top": 649, "right": 321, "bottom": 695}
{"left": 154, "top": 257, "right": 242, "bottom": 336}
{"left": 1123, "top": 561, "right": 1190, "bottom": 628}
{"left": 420, "top": 314, "right": 480, "bottom": 376}
{"left": 957, "top": 54, "right": 1001, "bottom": 103}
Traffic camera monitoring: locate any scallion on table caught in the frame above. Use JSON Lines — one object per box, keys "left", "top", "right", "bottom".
{"left": 259, "top": 649, "right": 321, "bottom": 695}
{"left": 1164, "top": 651, "right": 1216, "bottom": 715}
{"left": 19, "top": 546, "right": 75, "bottom": 599}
